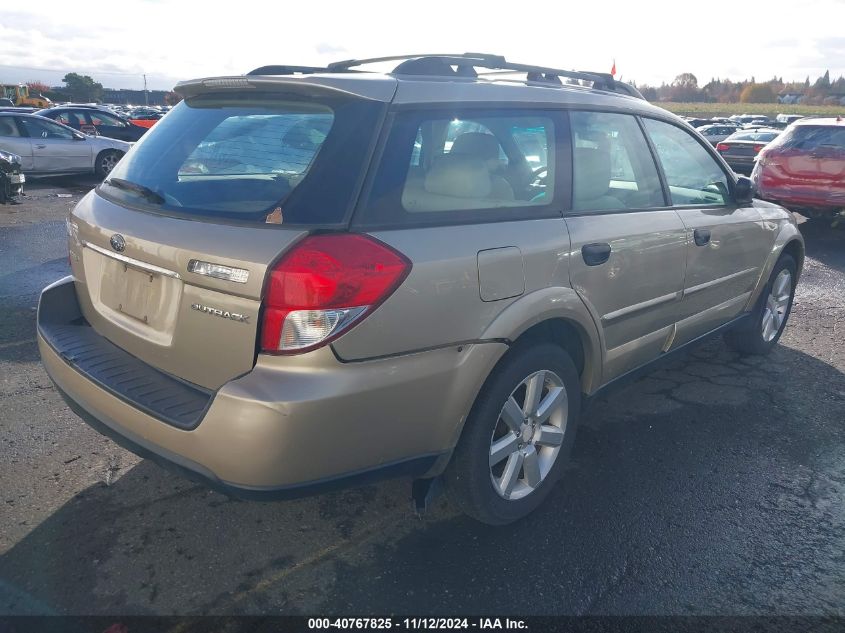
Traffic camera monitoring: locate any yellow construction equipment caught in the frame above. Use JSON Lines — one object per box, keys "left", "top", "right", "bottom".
{"left": 1, "top": 84, "right": 52, "bottom": 108}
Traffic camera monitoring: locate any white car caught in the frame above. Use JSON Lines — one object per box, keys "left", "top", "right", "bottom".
{"left": 696, "top": 124, "right": 739, "bottom": 146}
{"left": 0, "top": 113, "right": 131, "bottom": 177}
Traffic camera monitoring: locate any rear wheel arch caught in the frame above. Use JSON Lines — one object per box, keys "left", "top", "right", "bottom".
{"left": 510, "top": 319, "right": 587, "bottom": 382}
{"left": 478, "top": 288, "right": 604, "bottom": 395}
{"left": 435, "top": 315, "right": 598, "bottom": 473}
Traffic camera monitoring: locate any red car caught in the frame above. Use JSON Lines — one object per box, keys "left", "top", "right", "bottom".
{"left": 128, "top": 113, "right": 161, "bottom": 129}
{"left": 752, "top": 117, "right": 845, "bottom": 218}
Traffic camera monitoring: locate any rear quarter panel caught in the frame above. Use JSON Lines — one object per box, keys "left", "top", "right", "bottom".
{"left": 331, "top": 218, "right": 573, "bottom": 360}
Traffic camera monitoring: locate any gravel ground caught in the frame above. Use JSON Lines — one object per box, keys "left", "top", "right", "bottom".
{"left": 0, "top": 178, "right": 843, "bottom": 616}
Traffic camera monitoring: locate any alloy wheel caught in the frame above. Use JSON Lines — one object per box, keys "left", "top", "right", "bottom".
{"left": 762, "top": 269, "right": 792, "bottom": 342}
{"left": 489, "top": 370, "right": 568, "bottom": 501}
{"left": 100, "top": 152, "right": 119, "bottom": 175}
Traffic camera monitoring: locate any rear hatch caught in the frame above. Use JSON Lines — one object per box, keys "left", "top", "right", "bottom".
{"left": 720, "top": 141, "right": 760, "bottom": 159}
{"left": 68, "top": 79, "right": 389, "bottom": 390}
{"left": 758, "top": 123, "right": 845, "bottom": 203}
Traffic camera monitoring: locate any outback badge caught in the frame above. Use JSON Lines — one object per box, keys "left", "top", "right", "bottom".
{"left": 191, "top": 303, "right": 250, "bottom": 323}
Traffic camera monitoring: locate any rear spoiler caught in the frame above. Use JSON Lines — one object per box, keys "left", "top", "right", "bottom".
{"left": 174, "top": 76, "right": 396, "bottom": 103}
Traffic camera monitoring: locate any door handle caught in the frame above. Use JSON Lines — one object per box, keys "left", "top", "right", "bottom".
{"left": 35, "top": 144, "right": 47, "bottom": 149}
{"left": 694, "top": 229, "right": 711, "bottom": 246}
{"left": 582, "top": 242, "right": 612, "bottom": 266}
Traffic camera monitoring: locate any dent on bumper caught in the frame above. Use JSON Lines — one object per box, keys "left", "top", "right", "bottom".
{"left": 38, "top": 278, "right": 506, "bottom": 492}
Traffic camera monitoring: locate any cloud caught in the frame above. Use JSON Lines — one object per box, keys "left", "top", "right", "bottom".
{"left": 0, "top": 0, "right": 842, "bottom": 91}
{"left": 315, "top": 43, "right": 348, "bottom": 56}
{"left": 815, "top": 36, "right": 845, "bottom": 58}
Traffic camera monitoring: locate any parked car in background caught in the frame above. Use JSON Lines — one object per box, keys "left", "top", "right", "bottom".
{"left": 743, "top": 118, "right": 772, "bottom": 129}
{"left": 776, "top": 114, "right": 804, "bottom": 128}
{"left": 0, "top": 113, "right": 130, "bottom": 177}
{"left": 752, "top": 117, "right": 845, "bottom": 218}
{"left": 697, "top": 124, "right": 739, "bottom": 146}
{"left": 35, "top": 107, "right": 148, "bottom": 142}
{"left": 730, "top": 114, "right": 767, "bottom": 126}
{"left": 128, "top": 111, "right": 163, "bottom": 129}
{"left": 682, "top": 117, "right": 713, "bottom": 128}
{"left": 716, "top": 128, "right": 781, "bottom": 174}
{"left": 0, "top": 148, "right": 25, "bottom": 203}
{"left": 0, "top": 97, "right": 14, "bottom": 107}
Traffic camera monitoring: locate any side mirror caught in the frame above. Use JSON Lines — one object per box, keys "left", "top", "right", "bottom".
{"left": 734, "top": 176, "right": 754, "bottom": 204}
{"left": 72, "top": 132, "right": 86, "bottom": 141}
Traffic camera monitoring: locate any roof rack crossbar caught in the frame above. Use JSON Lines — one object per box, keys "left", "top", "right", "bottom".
{"left": 326, "top": 53, "right": 469, "bottom": 71}
{"left": 328, "top": 52, "right": 617, "bottom": 88}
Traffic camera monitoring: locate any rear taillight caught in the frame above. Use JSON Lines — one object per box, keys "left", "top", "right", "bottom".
{"left": 716, "top": 143, "right": 730, "bottom": 152}
{"left": 753, "top": 144, "right": 766, "bottom": 153}
{"left": 260, "top": 234, "right": 411, "bottom": 354}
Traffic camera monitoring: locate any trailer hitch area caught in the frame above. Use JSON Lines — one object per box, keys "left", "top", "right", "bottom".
{"left": 411, "top": 477, "right": 443, "bottom": 517}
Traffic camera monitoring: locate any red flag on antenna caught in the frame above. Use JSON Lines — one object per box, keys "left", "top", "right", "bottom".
{"left": 611, "top": 59, "right": 617, "bottom": 76}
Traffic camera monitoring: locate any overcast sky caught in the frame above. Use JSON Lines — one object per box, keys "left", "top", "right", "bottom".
{"left": 1, "top": 0, "right": 844, "bottom": 91}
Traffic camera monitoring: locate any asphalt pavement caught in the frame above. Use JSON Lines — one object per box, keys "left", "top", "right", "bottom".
{"left": 1, "top": 180, "right": 843, "bottom": 616}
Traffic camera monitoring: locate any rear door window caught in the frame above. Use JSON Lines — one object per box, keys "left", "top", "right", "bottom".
{"left": 360, "top": 109, "right": 562, "bottom": 227}
{"left": 98, "top": 93, "right": 383, "bottom": 226}
{"left": 644, "top": 118, "right": 731, "bottom": 206}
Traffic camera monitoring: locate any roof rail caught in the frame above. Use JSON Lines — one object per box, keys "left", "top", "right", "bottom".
{"left": 331, "top": 53, "right": 643, "bottom": 99}
{"left": 246, "top": 65, "right": 329, "bottom": 76}
{"left": 248, "top": 53, "right": 645, "bottom": 99}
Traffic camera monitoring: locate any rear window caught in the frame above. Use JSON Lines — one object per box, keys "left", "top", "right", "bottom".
{"left": 770, "top": 125, "right": 845, "bottom": 151}
{"left": 729, "top": 131, "right": 779, "bottom": 142}
{"left": 99, "top": 93, "right": 382, "bottom": 226}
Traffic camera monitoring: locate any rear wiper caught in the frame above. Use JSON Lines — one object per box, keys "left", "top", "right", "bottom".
{"left": 104, "top": 178, "right": 165, "bottom": 205}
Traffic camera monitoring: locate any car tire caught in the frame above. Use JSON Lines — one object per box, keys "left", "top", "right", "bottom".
{"left": 724, "top": 254, "right": 797, "bottom": 355}
{"left": 95, "top": 150, "right": 123, "bottom": 179}
{"left": 443, "top": 343, "right": 581, "bottom": 525}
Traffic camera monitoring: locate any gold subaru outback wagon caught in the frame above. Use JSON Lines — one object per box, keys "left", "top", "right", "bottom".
{"left": 37, "top": 54, "right": 804, "bottom": 524}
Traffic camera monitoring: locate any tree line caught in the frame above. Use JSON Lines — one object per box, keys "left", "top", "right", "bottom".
{"left": 25, "top": 73, "right": 181, "bottom": 105}
{"left": 633, "top": 71, "right": 845, "bottom": 104}
{"left": 24, "top": 69, "right": 845, "bottom": 106}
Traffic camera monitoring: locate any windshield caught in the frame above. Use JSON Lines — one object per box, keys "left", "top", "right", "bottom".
{"left": 98, "top": 92, "right": 382, "bottom": 226}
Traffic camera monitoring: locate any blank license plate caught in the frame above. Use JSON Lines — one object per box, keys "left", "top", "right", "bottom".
{"left": 101, "top": 263, "right": 162, "bottom": 324}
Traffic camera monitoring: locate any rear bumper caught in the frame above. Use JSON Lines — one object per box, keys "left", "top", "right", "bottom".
{"left": 38, "top": 277, "right": 505, "bottom": 496}
{"left": 723, "top": 155, "right": 756, "bottom": 169}
{"left": 756, "top": 180, "right": 845, "bottom": 214}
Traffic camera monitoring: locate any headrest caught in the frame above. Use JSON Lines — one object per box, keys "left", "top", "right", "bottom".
{"left": 282, "top": 120, "right": 330, "bottom": 150}
{"left": 450, "top": 133, "right": 501, "bottom": 161}
{"left": 0, "top": 119, "right": 16, "bottom": 135}
{"left": 424, "top": 155, "right": 491, "bottom": 198}
{"left": 573, "top": 146, "right": 612, "bottom": 201}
